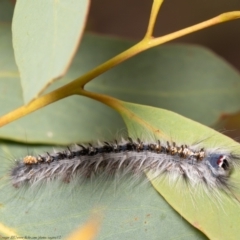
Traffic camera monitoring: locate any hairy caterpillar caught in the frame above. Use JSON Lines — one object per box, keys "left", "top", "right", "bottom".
{"left": 10, "top": 137, "right": 240, "bottom": 201}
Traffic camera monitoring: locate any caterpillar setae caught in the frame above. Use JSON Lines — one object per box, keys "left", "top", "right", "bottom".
{"left": 10, "top": 137, "right": 240, "bottom": 201}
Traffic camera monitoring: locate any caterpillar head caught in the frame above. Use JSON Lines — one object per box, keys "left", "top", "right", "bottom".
{"left": 217, "top": 155, "right": 230, "bottom": 171}
{"left": 207, "top": 154, "right": 233, "bottom": 177}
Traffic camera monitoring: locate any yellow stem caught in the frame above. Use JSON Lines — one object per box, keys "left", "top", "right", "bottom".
{"left": 74, "top": 11, "right": 240, "bottom": 87}
{"left": 0, "top": 11, "right": 239, "bottom": 127}
{"left": 0, "top": 81, "right": 80, "bottom": 127}
{"left": 145, "top": 0, "right": 164, "bottom": 38}
{"left": 148, "top": 12, "right": 240, "bottom": 47}
{"left": 79, "top": 89, "right": 124, "bottom": 112}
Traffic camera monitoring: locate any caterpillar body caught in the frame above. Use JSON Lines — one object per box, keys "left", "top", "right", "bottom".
{"left": 10, "top": 137, "right": 239, "bottom": 200}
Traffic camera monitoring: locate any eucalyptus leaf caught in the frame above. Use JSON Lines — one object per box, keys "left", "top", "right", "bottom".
{"left": 0, "top": 0, "right": 14, "bottom": 22}
{"left": 0, "top": 143, "right": 207, "bottom": 239}
{"left": 12, "top": 0, "right": 90, "bottom": 103}
{"left": 117, "top": 101, "right": 240, "bottom": 240}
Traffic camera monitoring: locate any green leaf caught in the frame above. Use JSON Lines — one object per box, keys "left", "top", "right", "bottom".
{"left": 85, "top": 35, "right": 240, "bottom": 127}
{"left": 12, "top": 0, "right": 90, "bottom": 103}
{"left": 116, "top": 101, "right": 240, "bottom": 240}
{"left": 0, "top": 0, "right": 14, "bottom": 22}
{"left": 0, "top": 144, "right": 207, "bottom": 239}
{"left": 0, "top": 23, "right": 18, "bottom": 81}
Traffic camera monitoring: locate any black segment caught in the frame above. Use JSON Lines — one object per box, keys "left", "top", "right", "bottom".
{"left": 22, "top": 140, "right": 207, "bottom": 167}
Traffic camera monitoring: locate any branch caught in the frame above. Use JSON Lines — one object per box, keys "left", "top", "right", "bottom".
{"left": 0, "top": 11, "right": 240, "bottom": 127}
{"left": 145, "top": 0, "right": 164, "bottom": 38}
